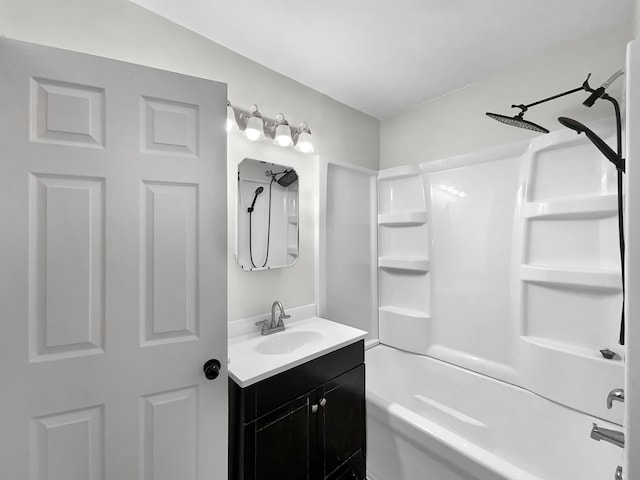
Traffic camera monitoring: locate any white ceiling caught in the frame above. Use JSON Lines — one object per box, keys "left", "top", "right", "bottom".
{"left": 131, "top": 0, "right": 633, "bottom": 119}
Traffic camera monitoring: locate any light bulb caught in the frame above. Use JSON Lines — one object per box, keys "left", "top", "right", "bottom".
{"left": 244, "top": 115, "right": 265, "bottom": 141}
{"left": 274, "top": 123, "right": 293, "bottom": 147}
{"left": 294, "top": 122, "right": 314, "bottom": 153}
{"left": 296, "top": 132, "right": 314, "bottom": 153}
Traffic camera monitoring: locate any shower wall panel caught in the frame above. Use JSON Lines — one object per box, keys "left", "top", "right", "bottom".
{"left": 319, "top": 162, "right": 378, "bottom": 340}
{"left": 514, "top": 125, "right": 623, "bottom": 423}
{"left": 428, "top": 156, "right": 521, "bottom": 372}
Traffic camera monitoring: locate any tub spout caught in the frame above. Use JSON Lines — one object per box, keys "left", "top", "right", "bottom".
{"left": 590, "top": 423, "right": 624, "bottom": 448}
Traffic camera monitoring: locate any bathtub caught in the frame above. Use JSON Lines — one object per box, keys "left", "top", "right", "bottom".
{"left": 365, "top": 345, "right": 622, "bottom": 480}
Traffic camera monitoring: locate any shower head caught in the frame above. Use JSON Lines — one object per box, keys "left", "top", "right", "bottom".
{"left": 486, "top": 75, "right": 599, "bottom": 135}
{"left": 248, "top": 186, "right": 264, "bottom": 213}
{"left": 485, "top": 112, "right": 549, "bottom": 134}
{"left": 277, "top": 169, "right": 298, "bottom": 187}
{"left": 558, "top": 117, "right": 625, "bottom": 172}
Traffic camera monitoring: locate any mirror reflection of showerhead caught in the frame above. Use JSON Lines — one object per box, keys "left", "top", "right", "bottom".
{"left": 277, "top": 169, "right": 298, "bottom": 187}
{"left": 248, "top": 186, "right": 264, "bottom": 213}
{"left": 557, "top": 117, "right": 625, "bottom": 172}
{"left": 485, "top": 112, "right": 549, "bottom": 134}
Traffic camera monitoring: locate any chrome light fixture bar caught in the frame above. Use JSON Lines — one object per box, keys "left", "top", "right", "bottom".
{"left": 227, "top": 102, "right": 314, "bottom": 153}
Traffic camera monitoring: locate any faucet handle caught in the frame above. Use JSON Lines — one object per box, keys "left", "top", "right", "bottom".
{"left": 255, "top": 319, "right": 269, "bottom": 331}
{"left": 607, "top": 389, "right": 625, "bottom": 409}
{"left": 276, "top": 314, "right": 290, "bottom": 327}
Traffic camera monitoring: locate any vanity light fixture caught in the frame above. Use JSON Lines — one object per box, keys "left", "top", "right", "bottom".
{"left": 227, "top": 101, "right": 315, "bottom": 153}
{"left": 226, "top": 101, "right": 239, "bottom": 132}
{"left": 294, "top": 122, "right": 314, "bottom": 153}
{"left": 244, "top": 104, "right": 265, "bottom": 141}
{"left": 273, "top": 113, "right": 293, "bottom": 147}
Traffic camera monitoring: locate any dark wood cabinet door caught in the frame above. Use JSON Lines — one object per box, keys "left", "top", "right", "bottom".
{"left": 229, "top": 343, "right": 366, "bottom": 480}
{"left": 254, "top": 394, "right": 311, "bottom": 480}
{"left": 321, "top": 365, "right": 366, "bottom": 479}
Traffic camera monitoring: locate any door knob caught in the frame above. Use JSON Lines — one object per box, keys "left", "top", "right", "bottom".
{"left": 203, "top": 359, "right": 221, "bottom": 380}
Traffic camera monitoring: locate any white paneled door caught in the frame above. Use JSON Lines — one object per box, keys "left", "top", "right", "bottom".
{"left": 0, "top": 39, "right": 228, "bottom": 479}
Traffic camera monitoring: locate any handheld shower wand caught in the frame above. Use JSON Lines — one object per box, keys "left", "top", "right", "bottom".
{"left": 248, "top": 186, "right": 264, "bottom": 213}
{"left": 557, "top": 117, "right": 625, "bottom": 172}
{"left": 247, "top": 186, "right": 265, "bottom": 268}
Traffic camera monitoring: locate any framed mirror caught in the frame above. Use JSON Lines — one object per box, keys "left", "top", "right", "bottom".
{"left": 236, "top": 158, "right": 299, "bottom": 271}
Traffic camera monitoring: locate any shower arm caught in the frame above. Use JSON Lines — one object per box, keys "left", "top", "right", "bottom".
{"left": 512, "top": 74, "right": 595, "bottom": 115}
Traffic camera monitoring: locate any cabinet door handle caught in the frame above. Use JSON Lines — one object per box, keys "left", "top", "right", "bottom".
{"left": 311, "top": 404, "right": 319, "bottom": 414}
{"left": 319, "top": 398, "right": 327, "bottom": 408}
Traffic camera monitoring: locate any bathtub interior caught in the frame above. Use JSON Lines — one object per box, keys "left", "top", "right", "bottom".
{"left": 366, "top": 344, "right": 623, "bottom": 480}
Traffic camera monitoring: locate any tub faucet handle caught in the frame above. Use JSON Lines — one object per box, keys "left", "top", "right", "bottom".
{"left": 607, "top": 388, "right": 624, "bottom": 409}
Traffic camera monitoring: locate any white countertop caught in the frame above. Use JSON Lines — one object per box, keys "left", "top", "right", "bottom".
{"left": 228, "top": 316, "right": 367, "bottom": 387}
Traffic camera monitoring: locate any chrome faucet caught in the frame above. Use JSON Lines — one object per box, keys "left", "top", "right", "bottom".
{"left": 255, "top": 301, "right": 290, "bottom": 335}
{"left": 607, "top": 388, "right": 625, "bottom": 409}
{"left": 590, "top": 423, "right": 624, "bottom": 448}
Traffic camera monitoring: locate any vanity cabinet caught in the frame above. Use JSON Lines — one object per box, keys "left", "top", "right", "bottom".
{"left": 229, "top": 340, "right": 366, "bottom": 480}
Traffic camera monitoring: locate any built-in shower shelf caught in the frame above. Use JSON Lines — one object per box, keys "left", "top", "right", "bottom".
{"left": 520, "top": 265, "right": 622, "bottom": 291}
{"left": 378, "top": 257, "right": 430, "bottom": 272}
{"left": 523, "top": 195, "right": 617, "bottom": 220}
{"left": 288, "top": 215, "right": 298, "bottom": 224}
{"left": 379, "top": 306, "right": 431, "bottom": 354}
{"left": 378, "top": 211, "right": 427, "bottom": 226}
{"left": 287, "top": 247, "right": 298, "bottom": 257}
{"left": 379, "top": 306, "right": 430, "bottom": 320}
{"left": 521, "top": 335, "right": 623, "bottom": 361}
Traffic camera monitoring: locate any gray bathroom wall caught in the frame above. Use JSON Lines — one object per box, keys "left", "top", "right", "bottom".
{"left": 380, "top": 24, "right": 633, "bottom": 168}
{"left": 0, "top": 0, "right": 380, "bottom": 321}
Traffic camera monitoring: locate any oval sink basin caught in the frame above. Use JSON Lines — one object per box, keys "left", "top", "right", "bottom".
{"left": 256, "top": 331, "right": 323, "bottom": 355}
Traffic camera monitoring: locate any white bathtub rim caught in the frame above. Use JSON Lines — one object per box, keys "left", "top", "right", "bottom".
{"left": 366, "top": 390, "right": 543, "bottom": 480}
{"left": 369, "top": 343, "right": 622, "bottom": 427}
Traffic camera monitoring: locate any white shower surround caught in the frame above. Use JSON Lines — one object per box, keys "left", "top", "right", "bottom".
{"left": 320, "top": 117, "right": 627, "bottom": 479}
{"left": 376, "top": 120, "right": 624, "bottom": 425}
